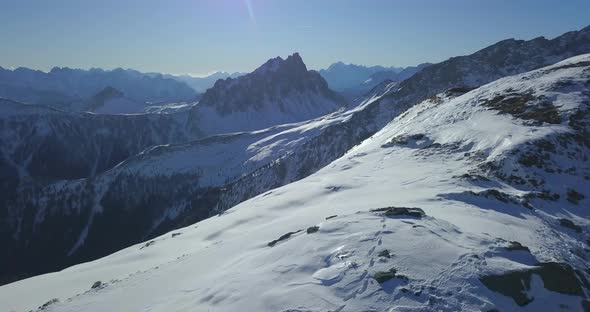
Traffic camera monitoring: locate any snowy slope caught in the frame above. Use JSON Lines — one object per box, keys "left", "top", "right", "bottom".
{"left": 3, "top": 54, "right": 589, "bottom": 312}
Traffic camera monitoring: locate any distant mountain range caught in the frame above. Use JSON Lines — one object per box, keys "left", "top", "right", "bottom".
{"left": 319, "top": 61, "right": 432, "bottom": 99}
{"left": 160, "top": 71, "right": 244, "bottom": 93}
{"left": 0, "top": 67, "right": 247, "bottom": 114}
{"left": 0, "top": 67, "right": 197, "bottom": 109}
{"left": 318, "top": 62, "right": 403, "bottom": 90}
{"left": 0, "top": 61, "right": 426, "bottom": 114}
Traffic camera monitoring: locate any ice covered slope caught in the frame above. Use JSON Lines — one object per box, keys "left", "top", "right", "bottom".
{"left": 3, "top": 54, "right": 589, "bottom": 312}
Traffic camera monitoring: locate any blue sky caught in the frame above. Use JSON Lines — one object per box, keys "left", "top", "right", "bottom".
{"left": 1, "top": 0, "right": 589, "bottom": 75}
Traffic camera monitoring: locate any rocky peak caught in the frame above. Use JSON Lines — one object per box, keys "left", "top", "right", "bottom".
{"left": 196, "top": 53, "right": 341, "bottom": 116}
{"left": 252, "top": 52, "right": 307, "bottom": 75}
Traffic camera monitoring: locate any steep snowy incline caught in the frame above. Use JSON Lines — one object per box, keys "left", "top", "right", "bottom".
{"left": 2, "top": 54, "right": 589, "bottom": 312}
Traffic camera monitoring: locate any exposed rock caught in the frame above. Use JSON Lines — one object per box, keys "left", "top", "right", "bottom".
{"left": 306, "top": 226, "right": 320, "bottom": 234}
{"left": 140, "top": 241, "right": 156, "bottom": 250}
{"left": 38, "top": 298, "right": 59, "bottom": 310}
{"left": 374, "top": 268, "right": 397, "bottom": 283}
{"left": 480, "top": 262, "right": 584, "bottom": 306}
{"left": 91, "top": 281, "right": 102, "bottom": 289}
{"left": 483, "top": 92, "right": 561, "bottom": 124}
{"left": 378, "top": 249, "right": 392, "bottom": 258}
{"left": 559, "top": 218, "right": 582, "bottom": 233}
{"left": 267, "top": 230, "right": 303, "bottom": 247}
{"left": 567, "top": 189, "right": 585, "bottom": 204}
{"left": 371, "top": 207, "right": 426, "bottom": 218}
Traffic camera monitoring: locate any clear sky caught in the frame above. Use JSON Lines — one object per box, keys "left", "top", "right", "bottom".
{"left": 1, "top": 0, "right": 589, "bottom": 75}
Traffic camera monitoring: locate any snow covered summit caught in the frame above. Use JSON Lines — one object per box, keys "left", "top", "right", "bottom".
{"left": 3, "top": 54, "right": 589, "bottom": 312}
{"left": 189, "top": 53, "right": 346, "bottom": 135}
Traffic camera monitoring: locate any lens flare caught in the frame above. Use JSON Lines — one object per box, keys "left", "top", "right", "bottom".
{"left": 245, "top": 0, "right": 256, "bottom": 25}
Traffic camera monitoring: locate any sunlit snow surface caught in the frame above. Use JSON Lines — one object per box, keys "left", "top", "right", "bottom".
{"left": 2, "top": 55, "right": 590, "bottom": 312}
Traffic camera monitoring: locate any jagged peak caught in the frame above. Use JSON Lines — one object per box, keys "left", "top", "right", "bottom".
{"left": 253, "top": 52, "right": 307, "bottom": 75}
{"left": 285, "top": 52, "right": 305, "bottom": 66}
{"left": 195, "top": 52, "right": 342, "bottom": 116}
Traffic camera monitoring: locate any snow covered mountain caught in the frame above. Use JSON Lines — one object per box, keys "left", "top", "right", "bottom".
{"left": 319, "top": 61, "right": 402, "bottom": 91}
{"left": 188, "top": 52, "right": 346, "bottom": 135}
{"left": 1, "top": 26, "right": 589, "bottom": 289}
{"left": 362, "top": 62, "right": 431, "bottom": 89}
{"left": 3, "top": 53, "right": 589, "bottom": 312}
{"left": 162, "top": 71, "right": 244, "bottom": 93}
{"left": 319, "top": 62, "right": 430, "bottom": 100}
{"left": 0, "top": 66, "right": 197, "bottom": 110}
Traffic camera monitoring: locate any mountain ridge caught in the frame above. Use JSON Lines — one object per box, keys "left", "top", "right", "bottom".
{"left": 2, "top": 53, "right": 589, "bottom": 312}
{"left": 0, "top": 66, "right": 197, "bottom": 110}
{"left": 1, "top": 26, "right": 589, "bottom": 288}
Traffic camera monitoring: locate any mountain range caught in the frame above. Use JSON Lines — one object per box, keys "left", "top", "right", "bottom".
{"left": 0, "top": 59, "right": 425, "bottom": 114}
{"left": 319, "top": 61, "right": 432, "bottom": 99}
{"left": 0, "top": 67, "right": 198, "bottom": 109}
{"left": 160, "top": 71, "right": 244, "bottom": 93}
{"left": 0, "top": 25, "right": 590, "bottom": 312}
